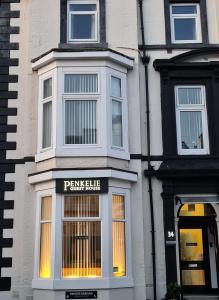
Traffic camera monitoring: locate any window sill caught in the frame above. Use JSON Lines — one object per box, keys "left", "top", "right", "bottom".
{"left": 32, "top": 276, "right": 134, "bottom": 290}
{"left": 178, "top": 151, "right": 210, "bottom": 156}
{"left": 58, "top": 42, "right": 108, "bottom": 50}
{"left": 35, "top": 147, "right": 130, "bottom": 162}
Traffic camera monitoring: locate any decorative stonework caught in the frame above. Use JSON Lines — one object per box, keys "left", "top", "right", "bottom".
{"left": 0, "top": 0, "right": 19, "bottom": 291}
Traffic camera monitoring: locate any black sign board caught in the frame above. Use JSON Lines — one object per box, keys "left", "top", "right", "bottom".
{"left": 65, "top": 291, "right": 97, "bottom": 299}
{"left": 165, "top": 230, "right": 176, "bottom": 241}
{"left": 56, "top": 178, "right": 108, "bottom": 194}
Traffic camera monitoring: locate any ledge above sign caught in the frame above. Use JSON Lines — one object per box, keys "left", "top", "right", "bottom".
{"left": 56, "top": 178, "right": 108, "bottom": 194}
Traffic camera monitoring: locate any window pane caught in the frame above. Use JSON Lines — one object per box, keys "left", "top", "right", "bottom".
{"left": 112, "top": 100, "right": 123, "bottom": 147}
{"left": 64, "top": 74, "right": 98, "bottom": 93}
{"left": 43, "top": 78, "right": 52, "bottom": 99}
{"left": 71, "top": 14, "right": 95, "bottom": 39}
{"left": 41, "top": 196, "right": 52, "bottom": 221}
{"left": 180, "top": 229, "right": 204, "bottom": 262}
{"left": 182, "top": 270, "right": 205, "bottom": 286}
{"left": 111, "top": 76, "right": 121, "bottom": 98}
{"left": 172, "top": 5, "right": 197, "bottom": 14}
{"left": 64, "top": 195, "right": 99, "bottom": 218}
{"left": 70, "top": 4, "right": 96, "bottom": 11}
{"left": 180, "top": 111, "right": 203, "bottom": 149}
{"left": 62, "top": 221, "right": 101, "bottom": 278}
{"left": 178, "top": 88, "right": 202, "bottom": 105}
{"left": 113, "top": 222, "right": 126, "bottom": 277}
{"left": 65, "top": 100, "right": 97, "bottom": 144}
{"left": 112, "top": 195, "right": 125, "bottom": 219}
{"left": 39, "top": 223, "right": 51, "bottom": 278}
{"left": 42, "top": 101, "right": 52, "bottom": 148}
{"left": 174, "top": 18, "right": 196, "bottom": 40}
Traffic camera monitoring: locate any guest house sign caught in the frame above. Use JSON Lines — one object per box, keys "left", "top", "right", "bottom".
{"left": 56, "top": 178, "right": 108, "bottom": 194}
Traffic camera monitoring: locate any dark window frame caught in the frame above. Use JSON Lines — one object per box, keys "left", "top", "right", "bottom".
{"left": 155, "top": 64, "right": 219, "bottom": 157}
{"left": 164, "top": 0, "right": 209, "bottom": 47}
{"left": 60, "top": 0, "right": 106, "bottom": 48}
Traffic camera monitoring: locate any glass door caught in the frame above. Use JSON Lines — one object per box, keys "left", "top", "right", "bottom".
{"left": 179, "top": 227, "right": 210, "bottom": 291}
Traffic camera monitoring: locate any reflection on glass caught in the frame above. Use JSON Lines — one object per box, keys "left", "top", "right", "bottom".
{"left": 180, "top": 229, "right": 203, "bottom": 261}
{"left": 71, "top": 14, "right": 95, "bottom": 39}
{"left": 182, "top": 270, "right": 205, "bottom": 286}
{"left": 43, "top": 78, "right": 52, "bottom": 99}
{"left": 112, "top": 100, "right": 123, "bottom": 147}
{"left": 42, "top": 101, "right": 52, "bottom": 149}
{"left": 174, "top": 18, "right": 196, "bottom": 40}
{"left": 70, "top": 4, "right": 96, "bottom": 11}
{"left": 172, "top": 5, "right": 197, "bottom": 14}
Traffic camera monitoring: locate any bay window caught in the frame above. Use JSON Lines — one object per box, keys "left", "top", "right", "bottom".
{"left": 175, "top": 86, "right": 209, "bottom": 154}
{"left": 34, "top": 51, "right": 133, "bottom": 160}
{"left": 32, "top": 176, "right": 134, "bottom": 289}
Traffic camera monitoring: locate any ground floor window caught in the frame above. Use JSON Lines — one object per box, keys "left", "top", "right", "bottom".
{"left": 34, "top": 182, "right": 132, "bottom": 289}
{"left": 62, "top": 195, "right": 101, "bottom": 278}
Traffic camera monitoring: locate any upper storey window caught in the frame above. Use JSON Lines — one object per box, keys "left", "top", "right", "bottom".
{"left": 64, "top": 74, "right": 98, "bottom": 145}
{"left": 175, "top": 86, "right": 209, "bottom": 155}
{"left": 170, "top": 4, "right": 202, "bottom": 43}
{"left": 68, "top": 1, "right": 99, "bottom": 42}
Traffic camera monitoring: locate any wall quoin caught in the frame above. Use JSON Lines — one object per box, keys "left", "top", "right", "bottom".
{"left": 0, "top": 0, "right": 20, "bottom": 291}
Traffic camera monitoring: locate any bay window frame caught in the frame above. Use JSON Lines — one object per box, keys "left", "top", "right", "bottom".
{"left": 175, "top": 85, "right": 209, "bottom": 155}
{"left": 170, "top": 3, "right": 202, "bottom": 44}
{"left": 33, "top": 182, "right": 133, "bottom": 289}
{"left": 67, "top": 0, "right": 99, "bottom": 43}
{"left": 34, "top": 52, "right": 133, "bottom": 162}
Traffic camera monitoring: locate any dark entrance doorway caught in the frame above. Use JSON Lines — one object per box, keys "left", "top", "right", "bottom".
{"left": 178, "top": 204, "right": 219, "bottom": 294}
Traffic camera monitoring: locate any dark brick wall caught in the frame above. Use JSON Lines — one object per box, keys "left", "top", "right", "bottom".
{"left": 0, "top": 0, "right": 19, "bottom": 291}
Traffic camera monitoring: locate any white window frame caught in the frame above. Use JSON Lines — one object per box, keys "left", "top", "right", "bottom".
{"left": 108, "top": 69, "right": 129, "bottom": 156}
{"left": 170, "top": 3, "right": 202, "bottom": 44}
{"left": 67, "top": 0, "right": 99, "bottom": 43}
{"left": 62, "top": 71, "right": 100, "bottom": 147}
{"left": 33, "top": 183, "right": 133, "bottom": 289}
{"left": 33, "top": 188, "right": 56, "bottom": 284}
{"left": 38, "top": 71, "right": 55, "bottom": 154}
{"left": 35, "top": 60, "right": 130, "bottom": 161}
{"left": 175, "top": 85, "right": 209, "bottom": 155}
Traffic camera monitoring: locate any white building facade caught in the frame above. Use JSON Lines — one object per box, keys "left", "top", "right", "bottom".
{"left": 1, "top": 1, "right": 219, "bottom": 300}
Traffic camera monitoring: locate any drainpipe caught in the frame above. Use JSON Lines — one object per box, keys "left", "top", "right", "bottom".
{"left": 138, "top": 1, "right": 157, "bottom": 300}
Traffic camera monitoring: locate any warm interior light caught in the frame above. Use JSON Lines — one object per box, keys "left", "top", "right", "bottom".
{"left": 112, "top": 195, "right": 126, "bottom": 277}
{"left": 179, "top": 203, "right": 205, "bottom": 216}
{"left": 39, "top": 196, "right": 52, "bottom": 279}
{"left": 62, "top": 196, "right": 101, "bottom": 279}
